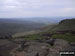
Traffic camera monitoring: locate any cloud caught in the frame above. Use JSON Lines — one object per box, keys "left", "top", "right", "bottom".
{"left": 0, "top": 0, "right": 75, "bottom": 18}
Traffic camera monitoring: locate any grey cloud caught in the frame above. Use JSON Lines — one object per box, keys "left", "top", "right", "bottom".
{"left": 0, "top": 0, "right": 75, "bottom": 18}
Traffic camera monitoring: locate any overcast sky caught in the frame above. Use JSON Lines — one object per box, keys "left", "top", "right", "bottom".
{"left": 0, "top": 0, "right": 75, "bottom": 18}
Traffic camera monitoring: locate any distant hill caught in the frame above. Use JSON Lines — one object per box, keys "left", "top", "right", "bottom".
{"left": 50, "top": 18, "right": 75, "bottom": 31}
{"left": 20, "top": 17, "right": 75, "bottom": 25}
{"left": 22, "top": 17, "right": 62, "bottom": 25}
{"left": 0, "top": 19, "right": 45, "bottom": 36}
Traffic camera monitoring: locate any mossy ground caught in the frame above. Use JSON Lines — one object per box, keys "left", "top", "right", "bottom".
{"left": 22, "top": 32, "right": 75, "bottom": 42}
{"left": 51, "top": 33, "right": 75, "bottom": 42}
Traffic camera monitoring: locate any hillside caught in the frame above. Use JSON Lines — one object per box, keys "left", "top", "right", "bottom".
{"left": 42, "top": 18, "right": 75, "bottom": 42}
{"left": 51, "top": 18, "right": 75, "bottom": 31}
{"left": 21, "top": 18, "right": 75, "bottom": 42}
{"left": 13, "top": 18, "right": 75, "bottom": 38}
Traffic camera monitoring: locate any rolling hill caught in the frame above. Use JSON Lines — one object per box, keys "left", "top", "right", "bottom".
{"left": 51, "top": 18, "right": 75, "bottom": 31}
{"left": 21, "top": 18, "right": 75, "bottom": 42}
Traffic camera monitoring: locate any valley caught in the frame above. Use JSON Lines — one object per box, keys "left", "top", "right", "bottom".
{"left": 0, "top": 18, "right": 75, "bottom": 56}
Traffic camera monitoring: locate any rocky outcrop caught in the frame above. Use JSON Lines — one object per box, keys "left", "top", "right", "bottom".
{"left": 10, "top": 39, "right": 72, "bottom": 56}
{"left": 0, "top": 39, "right": 19, "bottom": 56}
{"left": 10, "top": 42, "right": 49, "bottom": 56}
{"left": 47, "top": 39, "right": 70, "bottom": 56}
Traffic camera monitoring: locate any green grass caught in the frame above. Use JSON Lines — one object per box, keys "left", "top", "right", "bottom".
{"left": 51, "top": 33, "right": 75, "bottom": 42}
{"left": 24, "top": 32, "right": 75, "bottom": 42}
{"left": 20, "top": 32, "right": 75, "bottom": 42}
{"left": 24, "top": 34, "right": 42, "bottom": 40}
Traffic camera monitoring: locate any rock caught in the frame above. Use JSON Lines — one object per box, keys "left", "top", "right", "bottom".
{"left": 10, "top": 39, "right": 72, "bottom": 56}
{"left": 54, "top": 39, "right": 70, "bottom": 50}
{"left": 70, "top": 42, "right": 75, "bottom": 46}
{"left": 35, "top": 38, "right": 43, "bottom": 42}
{"left": 0, "top": 39, "right": 19, "bottom": 56}
{"left": 10, "top": 41, "right": 49, "bottom": 56}
{"left": 46, "top": 38, "right": 56, "bottom": 46}
{"left": 35, "top": 53, "right": 39, "bottom": 56}
{"left": 47, "top": 39, "right": 70, "bottom": 56}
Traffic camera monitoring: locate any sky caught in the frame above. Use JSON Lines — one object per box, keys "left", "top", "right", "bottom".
{"left": 0, "top": 0, "right": 75, "bottom": 18}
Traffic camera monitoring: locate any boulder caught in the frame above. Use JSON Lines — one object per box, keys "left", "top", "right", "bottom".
{"left": 47, "top": 39, "right": 70, "bottom": 56}
{"left": 46, "top": 38, "right": 56, "bottom": 46}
